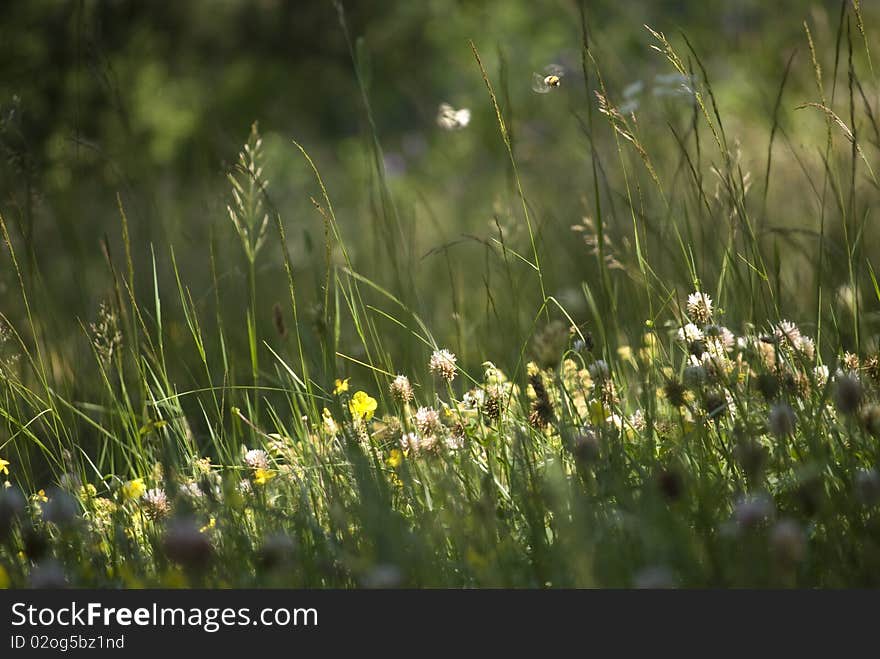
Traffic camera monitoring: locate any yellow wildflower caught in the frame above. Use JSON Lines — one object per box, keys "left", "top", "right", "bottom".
{"left": 35, "top": 489, "right": 48, "bottom": 503}
{"left": 349, "top": 390, "right": 378, "bottom": 421}
{"left": 200, "top": 517, "right": 216, "bottom": 533}
{"left": 0, "top": 457, "right": 8, "bottom": 475}
{"left": 122, "top": 478, "right": 146, "bottom": 501}
{"left": 387, "top": 449, "right": 403, "bottom": 469}
{"left": 254, "top": 468, "right": 276, "bottom": 485}
{"left": 333, "top": 378, "right": 350, "bottom": 395}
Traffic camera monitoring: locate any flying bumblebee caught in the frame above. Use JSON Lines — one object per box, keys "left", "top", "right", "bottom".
{"left": 532, "top": 64, "right": 565, "bottom": 94}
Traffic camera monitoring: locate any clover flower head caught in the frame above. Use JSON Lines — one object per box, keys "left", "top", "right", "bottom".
{"left": 677, "top": 323, "right": 703, "bottom": 343}
{"left": 774, "top": 320, "right": 801, "bottom": 346}
{"left": 243, "top": 449, "right": 269, "bottom": 471}
{"left": 142, "top": 488, "right": 171, "bottom": 520}
{"left": 414, "top": 406, "right": 443, "bottom": 437}
{"left": 686, "top": 292, "right": 713, "bottom": 324}
{"left": 429, "top": 349, "right": 457, "bottom": 382}
{"left": 389, "top": 375, "right": 414, "bottom": 404}
{"left": 400, "top": 431, "right": 437, "bottom": 454}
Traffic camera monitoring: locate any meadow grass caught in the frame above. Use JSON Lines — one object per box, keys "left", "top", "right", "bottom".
{"left": 1, "top": 3, "right": 880, "bottom": 588}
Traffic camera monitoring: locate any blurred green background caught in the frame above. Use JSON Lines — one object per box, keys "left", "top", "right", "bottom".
{"left": 1, "top": 0, "right": 877, "bottom": 384}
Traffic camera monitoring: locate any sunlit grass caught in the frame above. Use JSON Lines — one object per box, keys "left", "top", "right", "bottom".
{"left": 1, "top": 4, "right": 880, "bottom": 588}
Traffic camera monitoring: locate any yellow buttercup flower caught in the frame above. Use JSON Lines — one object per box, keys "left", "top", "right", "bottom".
{"left": 349, "top": 391, "right": 377, "bottom": 421}
{"left": 254, "top": 468, "right": 276, "bottom": 485}
{"left": 122, "top": 478, "right": 146, "bottom": 501}
{"left": 387, "top": 449, "right": 403, "bottom": 469}
{"left": 333, "top": 378, "right": 350, "bottom": 395}
{"left": 0, "top": 457, "right": 9, "bottom": 476}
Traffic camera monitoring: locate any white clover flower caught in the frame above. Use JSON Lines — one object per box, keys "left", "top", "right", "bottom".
{"left": 414, "top": 407, "right": 442, "bottom": 437}
{"left": 774, "top": 320, "right": 801, "bottom": 346}
{"left": 445, "top": 435, "right": 465, "bottom": 450}
{"left": 703, "top": 324, "right": 733, "bottom": 350}
{"left": 389, "top": 375, "right": 414, "bottom": 403}
{"left": 677, "top": 323, "right": 704, "bottom": 343}
{"left": 141, "top": 488, "right": 170, "bottom": 520}
{"left": 686, "top": 292, "right": 713, "bottom": 324}
{"left": 718, "top": 327, "right": 736, "bottom": 351}
{"left": 400, "top": 431, "right": 437, "bottom": 454}
{"left": 429, "top": 349, "right": 457, "bottom": 382}
{"left": 797, "top": 335, "right": 816, "bottom": 360}
{"left": 243, "top": 449, "right": 269, "bottom": 471}
{"left": 462, "top": 388, "right": 485, "bottom": 409}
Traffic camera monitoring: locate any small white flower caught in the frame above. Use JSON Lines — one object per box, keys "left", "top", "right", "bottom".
{"left": 389, "top": 374, "right": 415, "bottom": 403}
{"left": 797, "top": 336, "right": 815, "bottom": 360}
{"left": 429, "top": 349, "right": 457, "bottom": 382}
{"left": 686, "top": 292, "right": 713, "bottom": 323}
{"left": 677, "top": 323, "right": 703, "bottom": 343}
{"left": 703, "top": 324, "right": 734, "bottom": 351}
{"left": 462, "top": 388, "right": 485, "bottom": 409}
{"left": 400, "top": 432, "right": 437, "bottom": 454}
{"left": 445, "top": 435, "right": 465, "bottom": 450}
{"left": 243, "top": 449, "right": 269, "bottom": 471}
{"left": 414, "top": 407, "right": 443, "bottom": 437}
{"left": 774, "top": 320, "right": 801, "bottom": 346}
{"left": 141, "top": 488, "right": 170, "bottom": 520}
